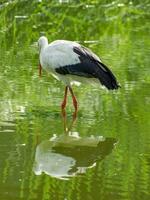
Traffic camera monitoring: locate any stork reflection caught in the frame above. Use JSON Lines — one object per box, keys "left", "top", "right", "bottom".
{"left": 33, "top": 111, "right": 117, "bottom": 179}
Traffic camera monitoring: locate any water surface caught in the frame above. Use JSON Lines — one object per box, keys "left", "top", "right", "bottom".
{"left": 0, "top": 0, "right": 150, "bottom": 199}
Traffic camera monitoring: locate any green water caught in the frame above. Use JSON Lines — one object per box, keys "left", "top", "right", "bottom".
{"left": 0, "top": 0, "right": 150, "bottom": 199}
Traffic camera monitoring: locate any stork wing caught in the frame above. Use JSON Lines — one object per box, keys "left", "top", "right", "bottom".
{"left": 56, "top": 45, "right": 120, "bottom": 90}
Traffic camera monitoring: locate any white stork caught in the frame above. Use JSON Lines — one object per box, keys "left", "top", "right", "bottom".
{"left": 38, "top": 36, "right": 120, "bottom": 111}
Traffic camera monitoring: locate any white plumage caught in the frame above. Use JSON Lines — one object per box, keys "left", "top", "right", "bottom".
{"left": 40, "top": 40, "right": 80, "bottom": 69}
{"left": 39, "top": 39, "right": 81, "bottom": 85}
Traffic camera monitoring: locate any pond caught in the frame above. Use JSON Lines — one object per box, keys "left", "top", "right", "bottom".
{"left": 0, "top": 0, "right": 150, "bottom": 200}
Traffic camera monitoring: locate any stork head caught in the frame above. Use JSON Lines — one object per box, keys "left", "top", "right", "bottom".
{"left": 38, "top": 36, "right": 48, "bottom": 52}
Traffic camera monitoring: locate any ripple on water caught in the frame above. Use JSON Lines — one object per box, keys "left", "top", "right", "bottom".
{"left": 0, "top": 121, "right": 16, "bottom": 133}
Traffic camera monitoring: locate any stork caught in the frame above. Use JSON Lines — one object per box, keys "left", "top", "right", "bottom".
{"left": 38, "top": 36, "right": 120, "bottom": 112}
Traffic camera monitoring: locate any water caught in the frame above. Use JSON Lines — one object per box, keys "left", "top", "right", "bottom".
{"left": 0, "top": 1, "right": 150, "bottom": 199}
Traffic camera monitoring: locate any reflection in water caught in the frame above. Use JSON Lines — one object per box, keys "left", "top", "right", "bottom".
{"left": 33, "top": 113, "right": 117, "bottom": 179}
{"left": 33, "top": 134, "right": 117, "bottom": 179}
{"left": 61, "top": 108, "right": 77, "bottom": 133}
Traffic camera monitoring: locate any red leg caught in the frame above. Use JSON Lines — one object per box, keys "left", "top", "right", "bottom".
{"left": 61, "top": 86, "right": 68, "bottom": 110}
{"left": 39, "top": 63, "right": 42, "bottom": 77}
{"left": 69, "top": 87, "right": 78, "bottom": 111}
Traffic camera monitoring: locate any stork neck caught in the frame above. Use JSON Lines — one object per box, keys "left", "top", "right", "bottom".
{"left": 41, "top": 43, "right": 48, "bottom": 52}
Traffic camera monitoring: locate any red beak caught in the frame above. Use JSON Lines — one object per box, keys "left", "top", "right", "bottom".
{"left": 39, "top": 63, "right": 42, "bottom": 77}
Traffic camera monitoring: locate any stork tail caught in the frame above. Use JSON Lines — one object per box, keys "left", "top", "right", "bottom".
{"left": 96, "top": 62, "right": 120, "bottom": 90}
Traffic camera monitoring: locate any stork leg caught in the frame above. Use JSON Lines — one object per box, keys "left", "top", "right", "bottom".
{"left": 39, "top": 62, "right": 42, "bottom": 77}
{"left": 61, "top": 86, "right": 78, "bottom": 132}
{"left": 69, "top": 86, "right": 78, "bottom": 111}
{"left": 61, "top": 86, "right": 68, "bottom": 110}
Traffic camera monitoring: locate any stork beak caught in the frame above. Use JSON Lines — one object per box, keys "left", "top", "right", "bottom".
{"left": 39, "top": 63, "right": 42, "bottom": 77}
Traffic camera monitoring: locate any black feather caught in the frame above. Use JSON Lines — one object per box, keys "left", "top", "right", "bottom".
{"left": 55, "top": 45, "right": 120, "bottom": 90}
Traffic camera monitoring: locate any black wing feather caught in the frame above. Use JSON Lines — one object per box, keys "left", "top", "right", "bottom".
{"left": 55, "top": 45, "right": 120, "bottom": 90}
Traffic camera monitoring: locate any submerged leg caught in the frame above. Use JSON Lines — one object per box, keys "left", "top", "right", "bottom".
{"left": 61, "top": 108, "right": 77, "bottom": 133}
{"left": 69, "top": 86, "right": 78, "bottom": 111}
{"left": 61, "top": 86, "right": 78, "bottom": 133}
{"left": 61, "top": 109, "right": 67, "bottom": 132}
{"left": 61, "top": 86, "right": 68, "bottom": 110}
